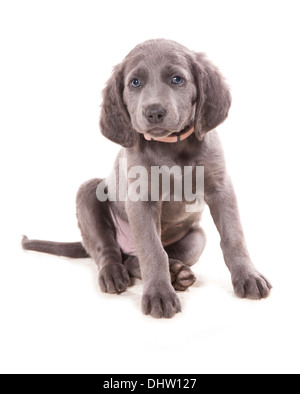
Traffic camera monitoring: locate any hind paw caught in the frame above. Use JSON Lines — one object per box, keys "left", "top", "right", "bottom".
{"left": 169, "top": 259, "right": 196, "bottom": 291}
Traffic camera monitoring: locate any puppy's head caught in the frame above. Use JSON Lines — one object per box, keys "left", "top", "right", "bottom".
{"left": 100, "top": 39, "right": 231, "bottom": 147}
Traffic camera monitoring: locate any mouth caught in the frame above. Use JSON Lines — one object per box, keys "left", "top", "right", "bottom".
{"left": 145, "top": 128, "right": 172, "bottom": 138}
{"left": 143, "top": 124, "right": 192, "bottom": 139}
{"left": 143, "top": 124, "right": 194, "bottom": 143}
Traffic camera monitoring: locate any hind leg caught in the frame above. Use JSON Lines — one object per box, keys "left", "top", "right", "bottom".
{"left": 123, "top": 255, "right": 195, "bottom": 291}
{"left": 76, "top": 178, "right": 130, "bottom": 294}
{"left": 123, "top": 254, "right": 142, "bottom": 279}
{"left": 123, "top": 227, "right": 206, "bottom": 291}
{"left": 165, "top": 227, "right": 206, "bottom": 291}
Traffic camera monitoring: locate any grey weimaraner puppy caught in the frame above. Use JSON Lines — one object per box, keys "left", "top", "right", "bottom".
{"left": 23, "top": 39, "right": 271, "bottom": 318}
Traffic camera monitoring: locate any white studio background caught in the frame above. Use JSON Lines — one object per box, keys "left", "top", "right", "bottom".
{"left": 1, "top": 0, "right": 300, "bottom": 374}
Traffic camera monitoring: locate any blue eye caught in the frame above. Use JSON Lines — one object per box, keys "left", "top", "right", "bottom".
{"left": 172, "top": 76, "right": 184, "bottom": 85}
{"left": 131, "top": 78, "right": 141, "bottom": 88}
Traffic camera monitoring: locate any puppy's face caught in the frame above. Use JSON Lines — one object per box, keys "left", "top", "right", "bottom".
{"left": 123, "top": 41, "right": 197, "bottom": 139}
{"left": 100, "top": 39, "right": 231, "bottom": 147}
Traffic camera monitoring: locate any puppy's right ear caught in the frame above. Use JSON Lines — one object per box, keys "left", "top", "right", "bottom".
{"left": 100, "top": 64, "right": 136, "bottom": 148}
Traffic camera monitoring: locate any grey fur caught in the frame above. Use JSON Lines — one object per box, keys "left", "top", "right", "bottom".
{"left": 23, "top": 39, "right": 271, "bottom": 318}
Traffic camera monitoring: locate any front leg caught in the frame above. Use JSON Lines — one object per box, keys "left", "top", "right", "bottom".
{"left": 126, "top": 200, "right": 181, "bottom": 318}
{"left": 205, "top": 176, "right": 272, "bottom": 299}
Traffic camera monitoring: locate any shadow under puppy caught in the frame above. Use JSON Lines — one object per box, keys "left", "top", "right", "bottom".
{"left": 23, "top": 39, "right": 272, "bottom": 318}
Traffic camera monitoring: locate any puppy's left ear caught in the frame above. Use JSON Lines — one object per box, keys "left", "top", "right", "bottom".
{"left": 100, "top": 63, "right": 137, "bottom": 148}
{"left": 191, "top": 53, "right": 231, "bottom": 140}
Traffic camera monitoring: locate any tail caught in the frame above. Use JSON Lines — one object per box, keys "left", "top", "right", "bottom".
{"left": 22, "top": 235, "right": 90, "bottom": 258}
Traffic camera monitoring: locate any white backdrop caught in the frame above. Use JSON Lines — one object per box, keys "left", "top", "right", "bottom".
{"left": 1, "top": 0, "right": 300, "bottom": 374}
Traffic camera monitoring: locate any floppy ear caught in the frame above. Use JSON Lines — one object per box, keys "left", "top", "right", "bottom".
{"left": 192, "top": 53, "right": 231, "bottom": 141}
{"left": 100, "top": 64, "right": 136, "bottom": 147}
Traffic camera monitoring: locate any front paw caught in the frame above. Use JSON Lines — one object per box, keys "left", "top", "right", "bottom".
{"left": 232, "top": 268, "right": 272, "bottom": 300}
{"left": 142, "top": 286, "right": 181, "bottom": 319}
{"left": 98, "top": 264, "right": 130, "bottom": 294}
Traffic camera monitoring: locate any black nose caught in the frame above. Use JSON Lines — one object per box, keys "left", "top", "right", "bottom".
{"left": 145, "top": 104, "right": 166, "bottom": 124}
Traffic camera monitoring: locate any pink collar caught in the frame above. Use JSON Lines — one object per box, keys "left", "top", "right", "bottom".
{"left": 144, "top": 125, "right": 194, "bottom": 143}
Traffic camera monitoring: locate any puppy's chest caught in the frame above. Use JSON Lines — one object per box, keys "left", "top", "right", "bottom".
{"left": 161, "top": 200, "right": 193, "bottom": 220}
{"left": 146, "top": 161, "right": 202, "bottom": 202}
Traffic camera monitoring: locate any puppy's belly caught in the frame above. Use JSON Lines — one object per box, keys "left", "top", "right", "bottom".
{"left": 110, "top": 208, "right": 137, "bottom": 256}
{"left": 160, "top": 224, "right": 189, "bottom": 247}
